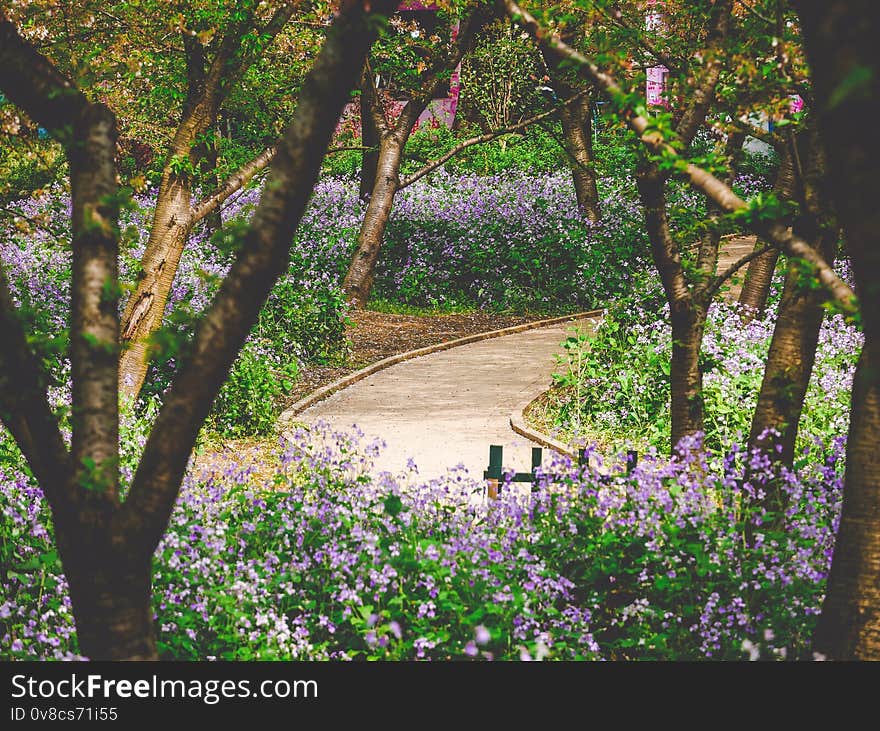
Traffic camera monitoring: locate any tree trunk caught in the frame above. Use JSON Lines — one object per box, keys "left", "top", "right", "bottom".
{"left": 359, "top": 88, "right": 380, "bottom": 203}
{"left": 636, "top": 163, "right": 708, "bottom": 451}
{"left": 58, "top": 523, "right": 158, "bottom": 660}
{"left": 748, "top": 228, "right": 837, "bottom": 468}
{"left": 670, "top": 301, "right": 707, "bottom": 449}
{"left": 118, "top": 167, "right": 193, "bottom": 401}
{"left": 813, "top": 346, "right": 880, "bottom": 659}
{"left": 558, "top": 91, "right": 600, "bottom": 222}
{"left": 342, "top": 134, "right": 405, "bottom": 307}
{"left": 198, "top": 134, "right": 223, "bottom": 235}
{"left": 738, "top": 147, "right": 796, "bottom": 319}
{"left": 748, "top": 128, "right": 837, "bottom": 472}
{"left": 794, "top": 0, "right": 880, "bottom": 660}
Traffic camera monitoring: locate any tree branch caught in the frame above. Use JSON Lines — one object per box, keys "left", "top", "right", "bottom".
{"left": 0, "top": 17, "right": 121, "bottom": 499}
{"left": 736, "top": 0, "right": 774, "bottom": 26}
{"left": 122, "top": 0, "right": 399, "bottom": 556}
{"left": 674, "top": 0, "right": 734, "bottom": 147}
{"left": 0, "top": 19, "right": 90, "bottom": 137}
{"left": 190, "top": 145, "right": 277, "bottom": 225}
{"left": 361, "top": 60, "right": 390, "bottom": 136}
{"left": 393, "top": 4, "right": 494, "bottom": 137}
{"left": 503, "top": 0, "right": 856, "bottom": 314}
{"left": 707, "top": 241, "right": 772, "bottom": 298}
{"left": 601, "top": 2, "right": 687, "bottom": 77}
{"left": 68, "top": 103, "right": 121, "bottom": 499}
{"left": 0, "top": 264, "right": 71, "bottom": 506}
{"left": 398, "top": 92, "right": 587, "bottom": 190}
{"left": 710, "top": 117, "right": 787, "bottom": 154}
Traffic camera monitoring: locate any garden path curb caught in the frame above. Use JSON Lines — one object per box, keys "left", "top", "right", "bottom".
{"left": 278, "top": 309, "right": 604, "bottom": 424}
{"left": 509, "top": 394, "right": 580, "bottom": 461}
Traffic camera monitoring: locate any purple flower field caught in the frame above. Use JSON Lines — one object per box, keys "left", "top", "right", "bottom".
{"left": 0, "top": 170, "right": 852, "bottom": 661}
{"left": 1, "top": 421, "right": 842, "bottom": 660}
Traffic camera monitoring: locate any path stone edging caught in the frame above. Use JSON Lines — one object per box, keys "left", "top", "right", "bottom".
{"left": 509, "top": 395, "right": 579, "bottom": 460}
{"left": 279, "top": 309, "right": 604, "bottom": 423}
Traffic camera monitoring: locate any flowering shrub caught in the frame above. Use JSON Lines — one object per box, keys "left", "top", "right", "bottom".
{"left": 375, "top": 171, "right": 652, "bottom": 311}
{"left": 545, "top": 287, "right": 861, "bottom": 453}
{"left": 1, "top": 423, "right": 841, "bottom": 661}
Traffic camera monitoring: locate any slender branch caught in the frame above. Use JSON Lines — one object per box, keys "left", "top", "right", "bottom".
{"left": 329, "top": 145, "right": 375, "bottom": 153}
{"left": 398, "top": 92, "right": 587, "bottom": 190}
{"left": 711, "top": 117, "right": 787, "bottom": 153}
{"left": 736, "top": 0, "right": 774, "bottom": 26}
{"left": 0, "top": 205, "right": 68, "bottom": 240}
{"left": 191, "top": 141, "right": 366, "bottom": 228}
{"left": 503, "top": 0, "right": 856, "bottom": 314}
{"left": 190, "top": 145, "right": 277, "bottom": 225}
{"left": 122, "top": 0, "right": 399, "bottom": 556}
{"left": 601, "top": 3, "right": 686, "bottom": 76}
{"left": 706, "top": 241, "right": 772, "bottom": 298}
{"left": 0, "top": 263, "right": 71, "bottom": 506}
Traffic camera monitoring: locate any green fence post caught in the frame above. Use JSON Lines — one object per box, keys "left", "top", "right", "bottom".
{"left": 486, "top": 444, "right": 503, "bottom": 499}
{"left": 531, "top": 447, "right": 542, "bottom": 491}
{"left": 626, "top": 449, "right": 638, "bottom": 475}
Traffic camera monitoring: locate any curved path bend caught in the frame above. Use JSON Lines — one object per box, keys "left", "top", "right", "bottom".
{"left": 287, "top": 319, "right": 597, "bottom": 481}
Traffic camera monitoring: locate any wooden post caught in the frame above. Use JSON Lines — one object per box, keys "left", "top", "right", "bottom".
{"left": 486, "top": 444, "right": 503, "bottom": 500}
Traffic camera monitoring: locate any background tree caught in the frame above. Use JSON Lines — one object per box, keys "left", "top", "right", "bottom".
{"left": 342, "top": 2, "right": 493, "bottom": 307}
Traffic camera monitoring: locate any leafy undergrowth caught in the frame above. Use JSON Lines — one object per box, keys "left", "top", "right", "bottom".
{"left": 531, "top": 293, "right": 860, "bottom": 456}
{"left": 2, "top": 423, "right": 839, "bottom": 661}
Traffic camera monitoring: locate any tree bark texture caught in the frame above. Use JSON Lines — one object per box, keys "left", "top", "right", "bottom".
{"left": 58, "top": 522, "right": 158, "bottom": 660}
{"left": 813, "top": 347, "right": 880, "bottom": 659}
{"left": 738, "top": 146, "right": 796, "bottom": 318}
{"left": 359, "top": 73, "right": 380, "bottom": 202}
{"left": 747, "top": 227, "right": 837, "bottom": 469}
{"left": 748, "top": 127, "right": 838, "bottom": 471}
{"left": 343, "top": 134, "right": 405, "bottom": 307}
{"left": 794, "top": 0, "right": 880, "bottom": 660}
{"left": 558, "top": 90, "right": 600, "bottom": 222}
{"left": 670, "top": 303, "right": 708, "bottom": 446}
{"left": 636, "top": 164, "right": 707, "bottom": 449}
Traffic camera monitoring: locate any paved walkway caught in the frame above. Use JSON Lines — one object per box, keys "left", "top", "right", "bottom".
{"left": 288, "top": 319, "right": 596, "bottom": 481}
{"left": 287, "top": 237, "right": 755, "bottom": 483}
{"left": 716, "top": 235, "right": 757, "bottom": 300}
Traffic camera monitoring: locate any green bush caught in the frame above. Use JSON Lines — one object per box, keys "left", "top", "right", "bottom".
{"left": 207, "top": 338, "right": 299, "bottom": 438}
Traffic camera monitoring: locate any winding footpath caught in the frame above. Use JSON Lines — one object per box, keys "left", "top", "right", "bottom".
{"left": 285, "top": 318, "right": 597, "bottom": 481}
{"left": 284, "top": 235, "right": 757, "bottom": 482}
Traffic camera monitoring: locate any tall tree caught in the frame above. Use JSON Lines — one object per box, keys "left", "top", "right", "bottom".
{"left": 0, "top": 0, "right": 396, "bottom": 660}
{"left": 117, "top": 1, "right": 299, "bottom": 400}
{"left": 624, "top": 0, "right": 738, "bottom": 448}
{"left": 794, "top": 0, "right": 880, "bottom": 661}
{"left": 342, "top": 3, "right": 492, "bottom": 308}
